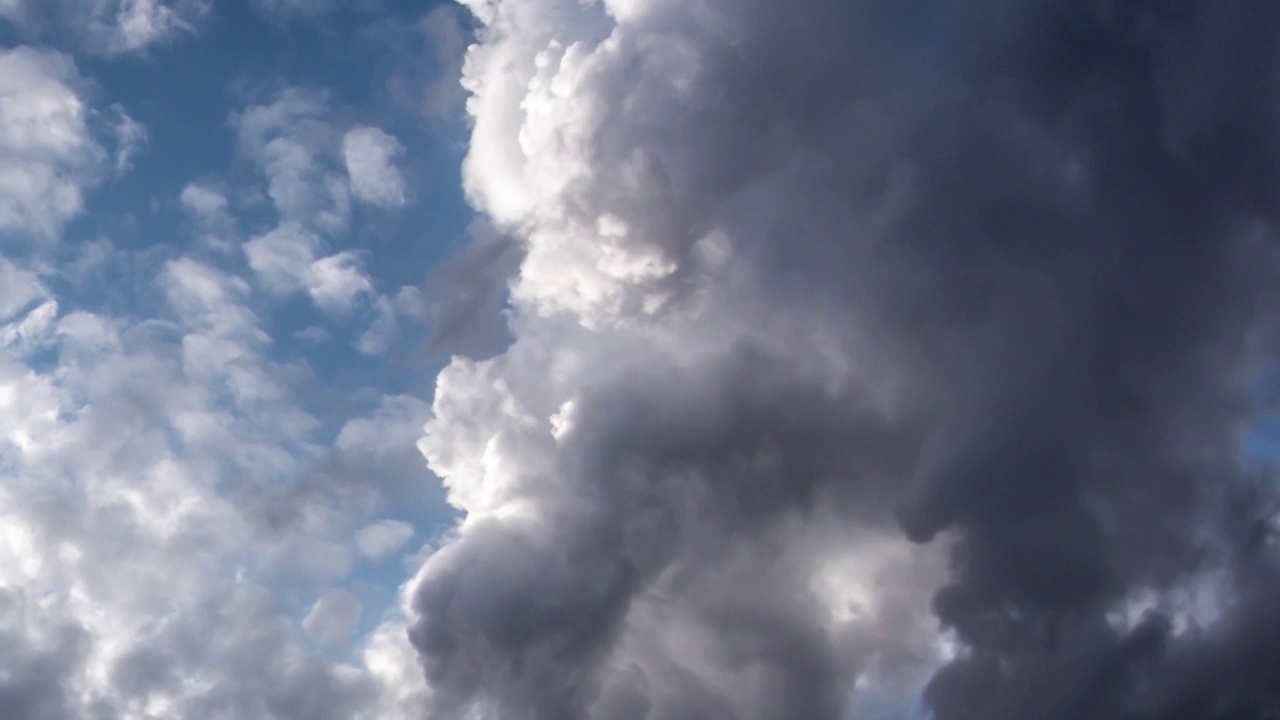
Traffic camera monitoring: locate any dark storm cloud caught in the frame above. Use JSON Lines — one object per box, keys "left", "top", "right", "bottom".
{"left": 412, "top": 1, "right": 1280, "bottom": 719}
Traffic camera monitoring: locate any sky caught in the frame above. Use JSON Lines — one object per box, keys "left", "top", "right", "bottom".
{"left": 2, "top": 1, "right": 1280, "bottom": 720}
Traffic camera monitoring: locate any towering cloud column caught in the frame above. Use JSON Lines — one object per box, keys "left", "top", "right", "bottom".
{"left": 412, "top": 2, "right": 1280, "bottom": 719}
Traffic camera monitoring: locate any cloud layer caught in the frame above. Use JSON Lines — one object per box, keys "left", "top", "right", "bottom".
{"left": 408, "top": 1, "right": 1280, "bottom": 719}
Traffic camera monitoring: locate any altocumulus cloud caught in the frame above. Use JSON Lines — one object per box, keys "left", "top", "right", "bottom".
{"left": 409, "top": 1, "right": 1280, "bottom": 720}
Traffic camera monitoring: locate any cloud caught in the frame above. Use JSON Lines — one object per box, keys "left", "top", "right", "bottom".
{"left": 304, "top": 588, "right": 364, "bottom": 647}
{"left": 0, "top": 0, "right": 211, "bottom": 55}
{"left": 372, "top": 3, "right": 471, "bottom": 121}
{"left": 0, "top": 47, "right": 111, "bottom": 241}
{"left": 420, "top": 218, "right": 521, "bottom": 360}
{"left": 306, "top": 251, "right": 375, "bottom": 314}
{"left": 0, "top": 258, "right": 45, "bottom": 321}
{"left": 98, "top": 0, "right": 208, "bottom": 53}
{"left": 233, "top": 89, "right": 350, "bottom": 234}
{"left": 355, "top": 519, "right": 415, "bottom": 562}
{"left": 244, "top": 222, "right": 375, "bottom": 316}
{"left": 0, "top": 238, "right": 446, "bottom": 716}
{"left": 406, "top": 1, "right": 1280, "bottom": 719}
{"left": 415, "top": 4, "right": 469, "bottom": 119}
{"left": 110, "top": 104, "right": 146, "bottom": 174}
{"left": 343, "top": 125, "right": 408, "bottom": 207}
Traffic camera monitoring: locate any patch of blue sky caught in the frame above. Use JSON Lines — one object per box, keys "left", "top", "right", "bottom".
{"left": 1242, "top": 367, "right": 1280, "bottom": 471}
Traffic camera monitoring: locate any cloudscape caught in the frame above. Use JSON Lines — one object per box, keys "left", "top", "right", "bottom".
{"left": 0, "top": 1, "right": 1278, "bottom": 719}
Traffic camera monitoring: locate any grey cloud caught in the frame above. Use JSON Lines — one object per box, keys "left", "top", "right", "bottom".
{"left": 411, "top": 1, "right": 1280, "bottom": 719}
{"left": 421, "top": 219, "right": 521, "bottom": 360}
{"left": 0, "top": 590, "right": 90, "bottom": 720}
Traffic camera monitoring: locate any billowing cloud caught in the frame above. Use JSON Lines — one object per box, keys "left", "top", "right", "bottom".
{"left": 408, "top": 2, "right": 1280, "bottom": 720}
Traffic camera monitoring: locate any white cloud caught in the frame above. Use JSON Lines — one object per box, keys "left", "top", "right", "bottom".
{"left": 244, "top": 222, "right": 375, "bottom": 316}
{"left": 0, "top": 47, "right": 107, "bottom": 241}
{"left": 305, "top": 251, "right": 374, "bottom": 314}
{"left": 180, "top": 182, "right": 228, "bottom": 218}
{"left": 0, "top": 242, "right": 445, "bottom": 716}
{"left": 343, "top": 126, "right": 408, "bottom": 207}
{"left": 0, "top": 0, "right": 211, "bottom": 55}
{"left": 234, "top": 89, "right": 350, "bottom": 234}
{"left": 355, "top": 520, "right": 415, "bottom": 562}
{"left": 245, "top": 222, "right": 322, "bottom": 295}
{"left": 102, "top": 0, "right": 208, "bottom": 54}
{"left": 362, "top": 618, "right": 431, "bottom": 720}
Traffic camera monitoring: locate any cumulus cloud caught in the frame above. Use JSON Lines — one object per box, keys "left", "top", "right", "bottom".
{"left": 343, "top": 125, "right": 408, "bottom": 207}
{"left": 0, "top": 47, "right": 112, "bottom": 241}
{"left": 407, "top": 2, "right": 1280, "bottom": 720}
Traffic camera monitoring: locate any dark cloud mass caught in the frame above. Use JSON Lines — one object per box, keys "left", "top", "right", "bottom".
{"left": 411, "top": 1, "right": 1280, "bottom": 719}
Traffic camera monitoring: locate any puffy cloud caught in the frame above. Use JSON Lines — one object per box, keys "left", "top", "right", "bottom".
{"left": 233, "top": 89, "right": 350, "bottom": 234}
{"left": 244, "top": 223, "right": 374, "bottom": 316}
{"left": 179, "top": 182, "right": 228, "bottom": 219}
{"left": 306, "top": 251, "right": 375, "bottom": 315}
{"left": 407, "top": 1, "right": 1280, "bottom": 720}
{"left": 343, "top": 126, "right": 408, "bottom": 207}
{"left": 0, "top": 245, "right": 443, "bottom": 717}
{"left": 355, "top": 519, "right": 415, "bottom": 562}
{"left": 0, "top": 47, "right": 113, "bottom": 241}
